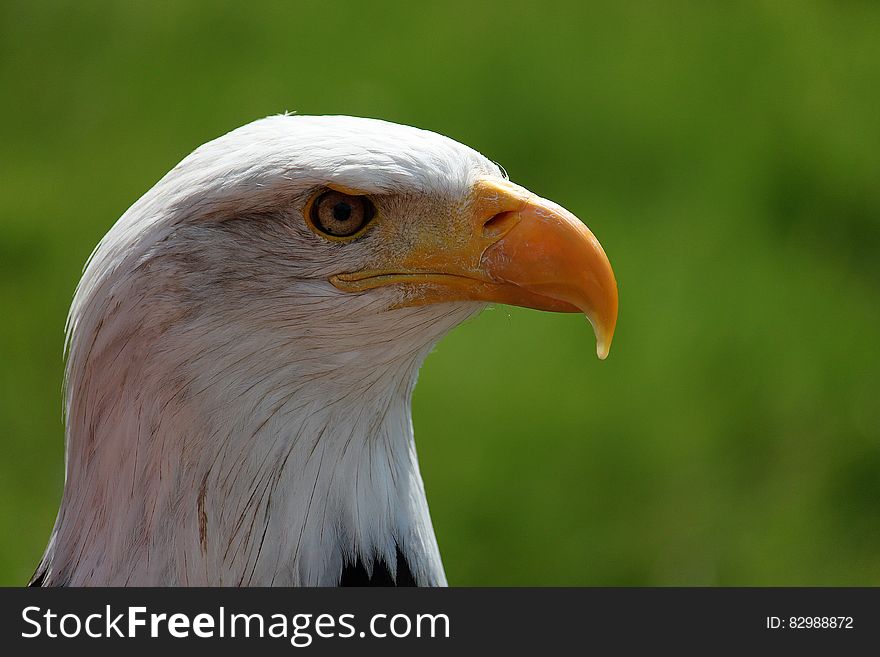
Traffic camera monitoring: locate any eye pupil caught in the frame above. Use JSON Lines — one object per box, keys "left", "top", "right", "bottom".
{"left": 333, "top": 202, "right": 352, "bottom": 222}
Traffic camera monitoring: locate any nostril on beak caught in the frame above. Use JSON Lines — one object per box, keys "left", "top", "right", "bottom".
{"left": 481, "top": 210, "right": 521, "bottom": 240}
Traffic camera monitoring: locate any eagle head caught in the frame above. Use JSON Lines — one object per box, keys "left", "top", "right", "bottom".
{"left": 33, "top": 115, "right": 617, "bottom": 586}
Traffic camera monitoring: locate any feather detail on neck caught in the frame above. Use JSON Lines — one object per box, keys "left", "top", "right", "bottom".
{"left": 35, "top": 286, "right": 473, "bottom": 585}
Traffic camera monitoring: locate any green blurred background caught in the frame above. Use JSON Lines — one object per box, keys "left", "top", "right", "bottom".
{"left": 1, "top": 0, "right": 879, "bottom": 586}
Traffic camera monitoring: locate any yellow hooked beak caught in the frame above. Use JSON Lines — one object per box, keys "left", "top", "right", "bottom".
{"left": 331, "top": 178, "right": 618, "bottom": 359}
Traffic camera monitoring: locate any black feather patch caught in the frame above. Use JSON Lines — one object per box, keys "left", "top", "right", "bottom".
{"left": 27, "top": 570, "right": 47, "bottom": 587}
{"left": 339, "top": 547, "right": 416, "bottom": 587}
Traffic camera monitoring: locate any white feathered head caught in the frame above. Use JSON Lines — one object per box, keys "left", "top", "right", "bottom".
{"left": 34, "top": 115, "right": 617, "bottom": 586}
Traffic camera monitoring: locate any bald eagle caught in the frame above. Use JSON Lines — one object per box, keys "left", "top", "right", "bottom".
{"left": 30, "top": 115, "right": 617, "bottom": 586}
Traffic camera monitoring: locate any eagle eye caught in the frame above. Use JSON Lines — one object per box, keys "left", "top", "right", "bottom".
{"left": 307, "top": 190, "right": 375, "bottom": 239}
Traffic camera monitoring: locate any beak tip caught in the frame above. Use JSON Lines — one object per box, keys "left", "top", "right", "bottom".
{"left": 596, "top": 338, "right": 611, "bottom": 361}
{"left": 586, "top": 313, "right": 615, "bottom": 361}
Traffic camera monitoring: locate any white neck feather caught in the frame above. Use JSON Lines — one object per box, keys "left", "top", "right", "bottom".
{"left": 38, "top": 292, "right": 476, "bottom": 585}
